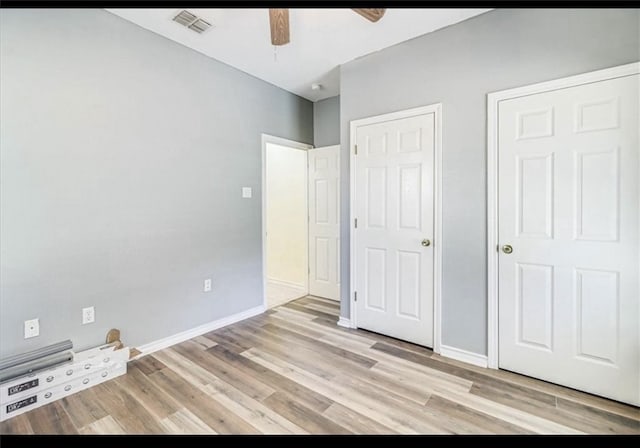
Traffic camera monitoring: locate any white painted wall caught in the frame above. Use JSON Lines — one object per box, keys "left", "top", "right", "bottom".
{"left": 265, "top": 143, "right": 308, "bottom": 290}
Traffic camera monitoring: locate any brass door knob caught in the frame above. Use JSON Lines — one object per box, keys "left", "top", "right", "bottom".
{"left": 421, "top": 239, "right": 431, "bottom": 247}
{"left": 502, "top": 244, "right": 513, "bottom": 254}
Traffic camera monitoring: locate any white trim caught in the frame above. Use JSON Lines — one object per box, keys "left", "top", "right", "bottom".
{"left": 487, "top": 84, "right": 500, "bottom": 370}
{"left": 337, "top": 316, "right": 354, "bottom": 329}
{"left": 349, "top": 103, "right": 443, "bottom": 353}
{"left": 267, "top": 277, "right": 307, "bottom": 291}
{"left": 261, "top": 134, "right": 314, "bottom": 151}
{"left": 486, "top": 62, "right": 640, "bottom": 370}
{"left": 440, "top": 345, "right": 488, "bottom": 369}
{"left": 433, "top": 105, "right": 443, "bottom": 355}
{"left": 487, "top": 62, "right": 639, "bottom": 105}
{"left": 132, "top": 304, "right": 265, "bottom": 359}
{"left": 261, "top": 134, "right": 313, "bottom": 311}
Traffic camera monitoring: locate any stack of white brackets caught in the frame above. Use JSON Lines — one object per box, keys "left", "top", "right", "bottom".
{"left": 0, "top": 343, "right": 129, "bottom": 422}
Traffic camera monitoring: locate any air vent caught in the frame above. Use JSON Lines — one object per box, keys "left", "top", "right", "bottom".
{"left": 172, "top": 10, "right": 197, "bottom": 27}
{"left": 172, "top": 10, "right": 212, "bottom": 34}
{"left": 188, "top": 18, "right": 212, "bottom": 34}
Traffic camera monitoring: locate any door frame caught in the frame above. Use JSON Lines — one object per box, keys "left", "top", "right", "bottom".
{"left": 349, "top": 103, "right": 443, "bottom": 353}
{"left": 486, "top": 62, "right": 640, "bottom": 369}
{"left": 261, "top": 134, "right": 314, "bottom": 310}
{"left": 308, "top": 144, "right": 341, "bottom": 301}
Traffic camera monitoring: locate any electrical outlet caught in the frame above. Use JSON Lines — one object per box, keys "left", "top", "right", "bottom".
{"left": 24, "top": 319, "right": 39, "bottom": 339}
{"left": 82, "top": 306, "right": 95, "bottom": 325}
{"left": 203, "top": 278, "right": 212, "bottom": 292}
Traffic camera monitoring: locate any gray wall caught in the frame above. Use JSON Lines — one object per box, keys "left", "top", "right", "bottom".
{"left": 339, "top": 9, "right": 640, "bottom": 355}
{"left": 0, "top": 9, "right": 312, "bottom": 358}
{"left": 313, "top": 96, "right": 340, "bottom": 147}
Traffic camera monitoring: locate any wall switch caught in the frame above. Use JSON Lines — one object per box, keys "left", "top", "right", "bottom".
{"left": 203, "top": 278, "right": 212, "bottom": 292}
{"left": 24, "top": 319, "right": 39, "bottom": 339}
{"left": 242, "top": 187, "right": 252, "bottom": 198}
{"left": 82, "top": 306, "right": 95, "bottom": 325}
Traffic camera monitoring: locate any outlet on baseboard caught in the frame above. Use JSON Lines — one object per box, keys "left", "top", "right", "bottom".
{"left": 82, "top": 306, "right": 95, "bottom": 325}
{"left": 24, "top": 318, "right": 39, "bottom": 339}
{"left": 203, "top": 278, "right": 212, "bottom": 292}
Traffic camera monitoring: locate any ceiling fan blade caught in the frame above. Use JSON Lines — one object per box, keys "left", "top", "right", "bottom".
{"left": 269, "top": 9, "right": 290, "bottom": 46}
{"left": 352, "top": 8, "right": 386, "bottom": 23}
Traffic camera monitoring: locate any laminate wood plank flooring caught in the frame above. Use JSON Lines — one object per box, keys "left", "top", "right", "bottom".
{"left": 2, "top": 296, "right": 638, "bottom": 434}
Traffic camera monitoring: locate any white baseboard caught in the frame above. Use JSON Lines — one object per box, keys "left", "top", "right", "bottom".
{"left": 132, "top": 304, "right": 265, "bottom": 360}
{"left": 267, "top": 277, "right": 306, "bottom": 292}
{"left": 337, "top": 316, "right": 354, "bottom": 329}
{"left": 440, "top": 344, "right": 488, "bottom": 368}
{"left": 309, "top": 294, "right": 340, "bottom": 302}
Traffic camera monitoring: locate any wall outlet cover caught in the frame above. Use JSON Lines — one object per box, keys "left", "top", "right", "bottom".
{"left": 82, "top": 307, "right": 95, "bottom": 325}
{"left": 203, "top": 278, "right": 212, "bottom": 292}
{"left": 242, "top": 187, "right": 252, "bottom": 198}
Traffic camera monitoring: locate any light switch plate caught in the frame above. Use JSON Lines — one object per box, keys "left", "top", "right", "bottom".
{"left": 24, "top": 319, "right": 39, "bottom": 339}
{"left": 242, "top": 187, "right": 252, "bottom": 198}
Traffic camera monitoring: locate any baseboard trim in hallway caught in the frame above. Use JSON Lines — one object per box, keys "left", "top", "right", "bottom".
{"left": 440, "top": 345, "right": 488, "bottom": 368}
{"left": 132, "top": 304, "right": 266, "bottom": 360}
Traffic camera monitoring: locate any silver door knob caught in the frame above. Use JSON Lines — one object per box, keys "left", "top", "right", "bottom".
{"left": 502, "top": 244, "right": 513, "bottom": 254}
{"left": 421, "top": 239, "right": 431, "bottom": 247}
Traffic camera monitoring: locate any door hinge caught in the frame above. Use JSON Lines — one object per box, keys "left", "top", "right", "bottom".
{"left": 354, "top": 144, "right": 358, "bottom": 155}
{"left": 354, "top": 291, "right": 358, "bottom": 302}
{"left": 354, "top": 218, "right": 358, "bottom": 228}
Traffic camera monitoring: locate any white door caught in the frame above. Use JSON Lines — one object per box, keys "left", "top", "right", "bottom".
{"left": 308, "top": 145, "right": 341, "bottom": 301}
{"left": 353, "top": 111, "right": 436, "bottom": 347}
{"left": 498, "top": 74, "right": 639, "bottom": 405}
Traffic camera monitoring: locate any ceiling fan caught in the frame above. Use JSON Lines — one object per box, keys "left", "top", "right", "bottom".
{"left": 268, "top": 9, "right": 386, "bottom": 45}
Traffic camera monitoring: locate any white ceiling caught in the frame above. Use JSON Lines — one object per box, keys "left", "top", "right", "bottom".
{"left": 106, "top": 8, "right": 490, "bottom": 102}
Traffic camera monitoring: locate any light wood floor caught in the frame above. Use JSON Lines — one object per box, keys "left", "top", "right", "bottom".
{"left": 2, "top": 296, "right": 639, "bottom": 434}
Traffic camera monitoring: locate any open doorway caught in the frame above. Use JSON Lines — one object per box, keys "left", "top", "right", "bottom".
{"left": 261, "top": 135, "right": 341, "bottom": 310}
{"left": 263, "top": 136, "right": 311, "bottom": 308}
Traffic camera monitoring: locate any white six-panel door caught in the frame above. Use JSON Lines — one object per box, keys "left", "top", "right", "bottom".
{"left": 308, "top": 145, "right": 341, "bottom": 301}
{"left": 497, "top": 74, "right": 639, "bottom": 405}
{"left": 353, "top": 111, "right": 437, "bottom": 347}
